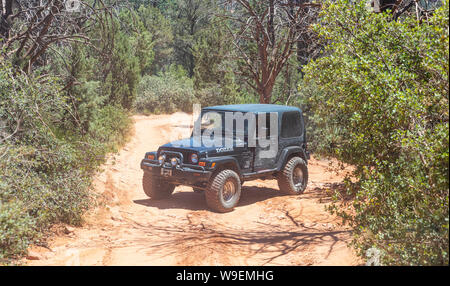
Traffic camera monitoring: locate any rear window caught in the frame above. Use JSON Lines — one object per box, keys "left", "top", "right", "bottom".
{"left": 281, "top": 111, "right": 302, "bottom": 138}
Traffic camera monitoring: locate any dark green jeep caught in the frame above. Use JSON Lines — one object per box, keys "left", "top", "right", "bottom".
{"left": 140, "top": 104, "right": 309, "bottom": 212}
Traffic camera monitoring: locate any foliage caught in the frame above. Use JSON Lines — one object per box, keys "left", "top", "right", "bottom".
{"left": 193, "top": 21, "right": 240, "bottom": 105}
{"left": 2, "top": 0, "right": 446, "bottom": 266}
{"left": 128, "top": 1, "right": 256, "bottom": 108}
{"left": 135, "top": 4, "right": 174, "bottom": 74}
{"left": 302, "top": 0, "right": 449, "bottom": 265}
{"left": 0, "top": 0, "right": 250, "bottom": 263}
{"left": 222, "top": 0, "right": 320, "bottom": 103}
{"left": 103, "top": 23, "right": 141, "bottom": 110}
{"left": 135, "top": 66, "right": 195, "bottom": 114}
{"left": 271, "top": 56, "right": 303, "bottom": 105}
{"left": 169, "top": 0, "right": 214, "bottom": 77}
{"left": 0, "top": 60, "right": 131, "bottom": 263}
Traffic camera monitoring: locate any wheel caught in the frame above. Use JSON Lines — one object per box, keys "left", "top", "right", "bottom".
{"left": 142, "top": 172, "right": 175, "bottom": 199}
{"left": 205, "top": 169, "right": 241, "bottom": 213}
{"left": 277, "top": 157, "right": 308, "bottom": 195}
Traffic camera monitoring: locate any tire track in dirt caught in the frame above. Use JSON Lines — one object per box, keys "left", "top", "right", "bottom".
{"left": 26, "top": 114, "right": 361, "bottom": 266}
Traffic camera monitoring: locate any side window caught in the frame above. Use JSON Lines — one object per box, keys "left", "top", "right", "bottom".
{"left": 281, "top": 111, "right": 302, "bottom": 138}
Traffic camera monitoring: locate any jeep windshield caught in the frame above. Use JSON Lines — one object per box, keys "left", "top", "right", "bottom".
{"left": 196, "top": 110, "right": 251, "bottom": 139}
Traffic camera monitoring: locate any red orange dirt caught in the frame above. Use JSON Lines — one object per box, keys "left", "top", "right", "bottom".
{"left": 25, "top": 114, "right": 361, "bottom": 266}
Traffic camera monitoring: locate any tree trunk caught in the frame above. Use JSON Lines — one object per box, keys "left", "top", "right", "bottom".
{"left": 258, "top": 82, "right": 274, "bottom": 104}
{"left": 0, "top": 0, "right": 13, "bottom": 38}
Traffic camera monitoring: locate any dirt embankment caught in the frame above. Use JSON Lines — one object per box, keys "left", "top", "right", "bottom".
{"left": 26, "top": 114, "right": 361, "bottom": 266}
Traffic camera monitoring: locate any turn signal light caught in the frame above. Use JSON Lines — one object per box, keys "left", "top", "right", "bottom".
{"left": 199, "top": 161, "right": 206, "bottom": 167}
{"left": 147, "top": 154, "right": 155, "bottom": 160}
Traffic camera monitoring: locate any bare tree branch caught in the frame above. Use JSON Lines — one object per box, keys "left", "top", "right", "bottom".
{"left": 0, "top": 0, "right": 116, "bottom": 73}
{"left": 221, "top": 0, "right": 320, "bottom": 103}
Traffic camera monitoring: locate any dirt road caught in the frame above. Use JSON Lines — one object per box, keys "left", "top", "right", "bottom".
{"left": 26, "top": 114, "right": 360, "bottom": 266}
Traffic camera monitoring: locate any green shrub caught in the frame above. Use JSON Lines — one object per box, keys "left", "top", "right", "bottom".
{"left": 135, "top": 66, "right": 195, "bottom": 114}
{"left": 302, "top": 0, "right": 449, "bottom": 265}
{"left": 0, "top": 201, "right": 36, "bottom": 261}
{"left": 88, "top": 105, "right": 132, "bottom": 151}
{"left": 0, "top": 61, "right": 131, "bottom": 263}
{"left": 135, "top": 63, "right": 256, "bottom": 113}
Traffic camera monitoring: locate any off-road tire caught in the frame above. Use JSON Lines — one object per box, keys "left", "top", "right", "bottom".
{"left": 277, "top": 156, "right": 308, "bottom": 195}
{"left": 206, "top": 169, "right": 241, "bottom": 213}
{"left": 142, "top": 172, "right": 175, "bottom": 199}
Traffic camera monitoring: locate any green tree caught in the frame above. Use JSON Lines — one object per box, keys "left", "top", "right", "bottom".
{"left": 302, "top": 0, "right": 449, "bottom": 265}
{"left": 170, "top": 0, "right": 214, "bottom": 77}
{"left": 136, "top": 5, "right": 174, "bottom": 74}
{"left": 106, "top": 29, "right": 140, "bottom": 109}
{"left": 119, "top": 8, "right": 156, "bottom": 76}
{"left": 223, "top": 0, "right": 320, "bottom": 103}
{"left": 92, "top": 13, "right": 141, "bottom": 110}
{"left": 193, "top": 21, "right": 239, "bottom": 105}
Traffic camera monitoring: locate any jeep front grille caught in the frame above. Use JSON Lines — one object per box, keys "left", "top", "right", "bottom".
{"left": 158, "top": 148, "right": 194, "bottom": 164}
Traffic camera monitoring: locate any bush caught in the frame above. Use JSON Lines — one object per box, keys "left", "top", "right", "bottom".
{"left": 88, "top": 105, "right": 132, "bottom": 151}
{"left": 135, "top": 64, "right": 254, "bottom": 113}
{"left": 302, "top": 0, "right": 449, "bottom": 265}
{"left": 0, "top": 61, "right": 131, "bottom": 263}
{"left": 135, "top": 66, "right": 195, "bottom": 114}
{"left": 0, "top": 201, "right": 36, "bottom": 260}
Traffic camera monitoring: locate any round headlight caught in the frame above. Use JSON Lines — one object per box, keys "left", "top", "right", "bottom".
{"left": 158, "top": 154, "right": 165, "bottom": 164}
{"left": 190, "top": 153, "right": 198, "bottom": 164}
{"left": 170, "top": 157, "right": 179, "bottom": 166}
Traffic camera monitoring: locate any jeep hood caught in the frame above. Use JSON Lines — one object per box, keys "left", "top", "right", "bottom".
{"left": 159, "top": 137, "right": 244, "bottom": 155}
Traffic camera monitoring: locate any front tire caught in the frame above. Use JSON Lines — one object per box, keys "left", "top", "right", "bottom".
{"left": 142, "top": 172, "right": 175, "bottom": 199}
{"left": 277, "top": 157, "right": 308, "bottom": 195}
{"left": 206, "top": 169, "right": 241, "bottom": 213}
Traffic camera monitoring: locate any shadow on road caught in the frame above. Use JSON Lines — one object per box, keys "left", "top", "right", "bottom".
{"left": 134, "top": 185, "right": 283, "bottom": 211}
{"left": 129, "top": 182, "right": 355, "bottom": 265}
{"left": 125, "top": 214, "right": 352, "bottom": 265}
{"left": 134, "top": 182, "right": 347, "bottom": 211}
{"left": 134, "top": 191, "right": 207, "bottom": 211}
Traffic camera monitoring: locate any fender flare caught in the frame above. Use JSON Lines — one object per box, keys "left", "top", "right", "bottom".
{"left": 276, "top": 146, "right": 308, "bottom": 171}
{"left": 205, "top": 156, "right": 242, "bottom": 176}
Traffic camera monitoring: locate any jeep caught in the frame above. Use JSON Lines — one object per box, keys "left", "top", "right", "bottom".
{"left": 140, "top": 104, "right": 310, "bottom": 212}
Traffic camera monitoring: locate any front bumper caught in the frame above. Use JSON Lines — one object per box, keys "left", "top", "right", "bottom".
{"left": 140, "top": 159, "right": 212, "bottom": 186}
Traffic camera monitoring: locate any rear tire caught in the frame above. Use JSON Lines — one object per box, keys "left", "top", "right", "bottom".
{"left": 206, "top": 169, "right": 241, "bottom": 213}
{"left": 277, "top": 157, "right": 308, "bottom": 195}
{"left": 142, "top": 172, "right": 175, "bottom": 199}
